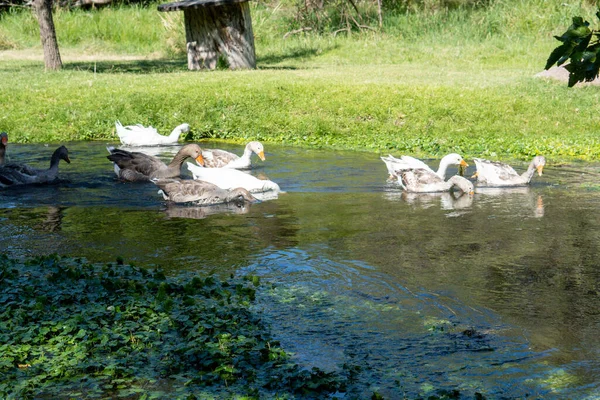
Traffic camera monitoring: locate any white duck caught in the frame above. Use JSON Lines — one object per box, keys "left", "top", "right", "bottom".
{"left": 186, "top": 162, "right": 280, "bottom": 194}
{"left": 398, "top": 168, "right": 474, "bottom": 194}
{"left": 202, "top": 141, "right": 266, "bottom": 169}
{"left": 115, "top": 121, "right": 190, "bottom": 146}
{"left": 472, "top": 156, "right": 546, "bottom": 187}
{"left": 381, "top": 153, "right": 468, "bottom": 180}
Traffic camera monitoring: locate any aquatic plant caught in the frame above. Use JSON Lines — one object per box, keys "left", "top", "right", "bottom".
{"left": 0, "top": 254, "right": 344, "bottom": 398}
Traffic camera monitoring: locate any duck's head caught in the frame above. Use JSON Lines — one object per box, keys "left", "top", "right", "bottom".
{"left": 443, "top": 153, "right": 468, "bottom": 167}
{"left": 533, "top": 155, "right": 546, "bottom": 176}
{"left": 248, "top": 141, "right": 266, "bottom": 161}
{"left": 229, "top": 187, "right": 259, "bottom": 204}
{"left": 449, "top": 175, "right": 475, "bottom": 195}
{"left": 55, "top": 145, "right": 71, "bottom": 164}
{"left": 0, "top": 132, "right": 7, "bottom": 146}
{"left": 181, "top": 144, "right": 205, "bottom": 166}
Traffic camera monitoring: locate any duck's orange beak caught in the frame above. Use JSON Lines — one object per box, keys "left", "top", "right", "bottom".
{"left": 471, "top": 171, "right": 478, "bottom": 179}
{"left": 536, "top": 165, "right": 544, "bottom": 176}
{"left": 195, "top": 155, "right": 205, "bottom": 166}
{"left": 460, "top": 159, "right": 468, "bottom": 167}
{"left": 258, "top": 151, "right": 266, "bottom": 161}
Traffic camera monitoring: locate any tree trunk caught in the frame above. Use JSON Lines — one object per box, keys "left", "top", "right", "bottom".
{"left": 183, "top": 2, "right": 255, "bottom": 70}
{"left": 33, "top": 0, "right": 62, "bottom": 71}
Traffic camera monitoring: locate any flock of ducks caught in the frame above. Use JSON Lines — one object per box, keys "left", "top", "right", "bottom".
{"left": 0, "top": 122, "right": 547, "bottom": 207}
{"left": 0, "top": 123, "right": 278, "bottom": 206}
{"left": 381, "top": 152, "right": 546, "bottom": 195}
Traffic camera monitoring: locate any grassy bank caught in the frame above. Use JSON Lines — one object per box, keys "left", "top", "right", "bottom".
{"left": 1, "top": 0, "right": 600, "bottom": 161}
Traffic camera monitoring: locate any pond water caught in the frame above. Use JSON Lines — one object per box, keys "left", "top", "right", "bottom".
{"left": 2, "top": 141, "right": 600, "bottom": 398}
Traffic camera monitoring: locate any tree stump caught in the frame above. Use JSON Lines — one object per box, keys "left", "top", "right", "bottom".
{"left": 158, "top": 0, "right": 256, "bottom": 70}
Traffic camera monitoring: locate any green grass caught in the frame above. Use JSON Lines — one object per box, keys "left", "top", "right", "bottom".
{"left": 1, "top": 0, "right": 599, "bottom": 161}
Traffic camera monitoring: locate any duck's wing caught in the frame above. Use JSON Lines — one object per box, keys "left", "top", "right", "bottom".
{"left": 0, "top": 162, "right": 44, "bottom": 186}
{"left": 1, "top": 162, "right": 38, "bottom": 176}
{"left": 153, "top": 178, "right": 223, "bottom": 203}
{"left": 116, "top": 122, "right": 163, "bottom": 146}
{"left": 380, "top": 155, "right": 403, "bottom": 176}
{"left": 400, "top": 168, "right": 449, "bottom": 193}
{"left": 399, "top": 155, "right": 434, "bottom": 171}
{"left": 202, "top": 149, "right": 240, "bottom": 168}
{"left": 187, "top": 162, "right": 280, "bottom": 193}
{"left": 107, "top": 149, "right": 166, "bottom": 180}
{"left": 381, "top": 155, "right": 432, "bottom": 177}
{"left": 411, "top": 168, "right": 445, "bottom": 184}
{"left": 474, "top": 158, "right": 520, "bottom": 184}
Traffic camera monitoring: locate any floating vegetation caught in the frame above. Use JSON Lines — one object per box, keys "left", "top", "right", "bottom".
{"left": 0, "top": 254, "right": 345, "bottom": 399}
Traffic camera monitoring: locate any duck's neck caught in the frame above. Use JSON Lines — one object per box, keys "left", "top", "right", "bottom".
{"left": 168, "top": 124, "right": 186, "bottom": 141}
{"left": 520, "top": 159, "right": 537, "bottom": 183}
{"left": 48, "top": 151, "right": 63, "bottom": 172}
{"left": 0, "top": 145, "right": 5, "bottom": 165}
{"left": 241, "top": 144, "right": 253, "bottom": 161}
{"left": 435, "top": 158, "right": 452, "bottom": 178}
{"left": 168, "top": 151, "right": 190, "bottom": 170}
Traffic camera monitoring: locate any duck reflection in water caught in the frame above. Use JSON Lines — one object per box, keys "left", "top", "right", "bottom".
{"left": 38, "top": 206, "right": 64, "bottom": 232}
{"left": 399, "top": 191, "right": 474, "bottom": 210}
{"left": 476, "top": 186, "right": 545, "bottom": 218}
{"left": 163, "top": 202, "right": 252, "bottom": 220}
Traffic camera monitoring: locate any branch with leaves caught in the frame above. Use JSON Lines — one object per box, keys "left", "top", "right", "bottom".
{"left": 545, "top": 11, "right": 600, "bottom": 87}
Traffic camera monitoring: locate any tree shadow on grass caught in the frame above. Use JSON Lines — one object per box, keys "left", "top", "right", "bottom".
{"left": 257, "top": 44, "right": 338, "bottom": 69}
{"left": 1, "top": 42, "right": 336, "bottom": 74}
{"left": 63, "top": 58, "right": 189, "bottom": 74}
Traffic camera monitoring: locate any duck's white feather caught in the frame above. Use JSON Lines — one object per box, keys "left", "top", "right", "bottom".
{"left": 115, "top": 121, "right": 190, "bottom": 146}
{"left": 473, "top": 156, "right": 545, "bottom": 187}
{"left": 398, "top": 168, "right": 474, "bottom": 194}
{"left": 202, "top": 141, "right": 266, "bottom": 169}
{"left": 381, "top": 153, "right": 468, "bottom": 180}
{"left": 186, "top": 162, "right": 280, "bottom": 193}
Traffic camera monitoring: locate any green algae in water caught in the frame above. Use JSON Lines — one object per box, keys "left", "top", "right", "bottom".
{"left": 0, "top": 254, "right": 344, "bottom": 399}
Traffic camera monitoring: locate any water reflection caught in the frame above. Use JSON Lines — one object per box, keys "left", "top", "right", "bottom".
{"left": 38, "top": 206, "right": 64, "bottom": 232}
{"left": 475, "top": 186, "right": 545, "bottom": 218}
{"left": 162, "top": 202, "right": 251, "bottom": 220}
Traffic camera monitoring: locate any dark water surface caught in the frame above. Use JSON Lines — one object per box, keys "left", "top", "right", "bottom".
{"left": 2, "top": 141, "right": 600, "bottom": 398}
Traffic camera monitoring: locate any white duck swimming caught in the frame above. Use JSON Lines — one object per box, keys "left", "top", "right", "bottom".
{"left": 381, "top": 153, "right": 468, "bottom": 180}
{"left": 152, "top": 178, "right": 257, "bottom": 206}
{"left": 115, "top": 121, "right": 190, "bottom": 146}
{"left": 398, "top": 168, "right": 474, "bottom": 194}
{"left": 0, "top": 145, "right": 70, "bottom": 188}
{"left": 186, "top": 162, "right": 281, "bottom": 194}
{"left": 202, "top": 141, "right": 266, "bottom": 169}
{"left": 473, "top": 156, "right": 546, "bottom": 187}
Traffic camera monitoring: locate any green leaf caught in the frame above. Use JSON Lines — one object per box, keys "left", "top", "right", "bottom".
{"left": 545, "top": 43, "right": 575, "bottom": 69}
